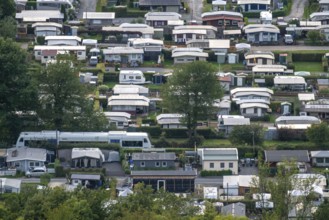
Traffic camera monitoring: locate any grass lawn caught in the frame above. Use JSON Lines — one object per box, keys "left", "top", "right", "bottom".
{"left": 208, "top": 62, "right": 245, "bottom": 72}
{"left": 294, "top": 62, "right": 323, "bottom": 73}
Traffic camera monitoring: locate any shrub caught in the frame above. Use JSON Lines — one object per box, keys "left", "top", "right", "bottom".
{"left": 242, "top": 12, "right": 260, "bottom": 18}
{"left": 200, "top": 170, "right": 232, "bottom": 177}
{"left": 136, "top": 126, "right": 162, "bottom": 138}
{"left": 154, "top": 137, "right": 171, "bottom": 148}
{"left": 164, "top": 129, "right": 189, "bottom": 138}
{"left": 55, "top": 166, "right": 65, "bottom": 177}
{"left": 103, "top": 72, "right": 119, "bottom": 82}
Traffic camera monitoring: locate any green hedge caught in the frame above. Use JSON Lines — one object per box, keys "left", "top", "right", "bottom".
{"left": 59, "top": 143, "right": 120, "bottom": 150}
{"left": 164, "top": 129, "right": 189, "bottom": 138}
{"left": 292, "top": 53, "right": 323, "bottom": 62}
{"left": 80, "top": 68, "right": 101, "bottom": 74}
{"left": 103, "top": 72, "right": 119, "bottom": 82}
{"left": 242, "top": 12, "right": 260, "bottom": 18}
{"left": 141, "top": 118, "right": 156, "bottom": 125}
{"left": 200, "top": 170, "right": 232, "bottom": 177}
{"left": 102, "top": 6, "right": 147, "bottom": 17}
{"left": 136, "top": 126, "right": 162, "bottom": 138}
{"left": 269, "top": 101, "right": 282, "bottom": 113}
{"left": 25, "top": 1, "right": 37, "bottom": 10}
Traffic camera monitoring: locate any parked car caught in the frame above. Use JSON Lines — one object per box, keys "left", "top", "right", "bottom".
{"left": 26, "top": 167, "right": 47, "bottom": 178}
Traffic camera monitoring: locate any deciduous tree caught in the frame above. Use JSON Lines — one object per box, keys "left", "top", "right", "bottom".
{"left": 162, "top": 61, "right": 223, "bottom": 139}
{"left": 0, "top": 16, "right": 16, "bottom": 39}
{"left": 229, "top": 124, "right": 264, "bottom": 146}
{"left": 306, "top": 122, "right": 329, "bottom": 145}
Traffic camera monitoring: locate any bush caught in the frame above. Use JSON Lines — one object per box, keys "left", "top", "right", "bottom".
{"left": 292, "top": 53, "right": 323, "bottom": 62}
{"left": 196, "top": 129, "right": 219, "bottom": 139}
{"left": 154, "top": 137, "right": 171, "bottom": 148}
{"left": 162, "top": 49, "right": 173, "bottom": 61}
{"left": 103, "top": 72, "right": 118, "bottom": 82}
{"left": 141, "top": 118, "right": 156, "bottom": 125}
{"left": 164, "top": 129, "right": 188, "bottom": 138}
{"left": 25, "top": 1, "right": 37, "bottom": 9}
{"left": 102, "top": 6, "right": 147, "bottom": 17}
{"left": 200, "top": 170, "right": 232, "bottom": 177}
{"left": 55, "top": 166, "right": 66, "bottom": 177}
{"left": 136, "top": 126, "right": 162, "bottom": 138}
{"left": 269, "top": 101, "right": 281, "bottom": 113}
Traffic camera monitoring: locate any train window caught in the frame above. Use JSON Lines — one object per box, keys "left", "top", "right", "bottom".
{"left": 24, "top": 140, "right": 29, "bottom": 147}
{"left": 19, "top": 138, "right": 23, "bottom": 142}
{"left": 122, "top": 141, "right": 143, "bottom": 147}
{"left": 143, "top": 138, "right": 148, "bottom": 143}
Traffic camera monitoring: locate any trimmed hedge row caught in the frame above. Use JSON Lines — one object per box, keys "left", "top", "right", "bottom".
{"left": 103, "top": 72, "right": 118, "bottom": 82}
{"left": 102, "top": 6, "right": 147, "bottom": 17}
{"left": 200, "top": 170, "right": 232, "bottom": 177}
{"left": 136, "top": 126, "right": 162, "bottom": 138}
{"left": 291, "top": 53, "right": 323, "bottom": 62}
{"left": 163, "top": 128, "right": 219, "bottom": 139}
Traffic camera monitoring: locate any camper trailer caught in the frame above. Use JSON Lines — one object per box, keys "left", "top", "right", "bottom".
{"left": 16, "top": 131, "right": 152, "bottom": 148}
{"left": 104, "top": 112, "right": 131, "bottom": 129}
{"left": 119, "top": 70, "right": 146, "bottom": 85}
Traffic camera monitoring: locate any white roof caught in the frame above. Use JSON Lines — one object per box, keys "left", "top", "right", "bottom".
{"left": 236, "top": 99, "right": 270, "bottom": 105}
{"left": 238, "top": 0, "right": 271, "bottom": 5}
{"left": 45, "top": 36, "right": 81, "bottom": 42}
{"left": 224, "top": 29, "right": 242, "bottom": 35}
{"left": 240, "top": 103, "right": 269, "bottom": 109}
{"left": 231, "top": 87, "right": 273, "bottom": 96}
{"left": 103, "top": 47, "right": 143, "bottom": 55}
{"left": 173, "top": 29, "right": 207, "bottom": 35}
{"left": 310, "top": 11, "right": 329, "bottom": 20}
{"left": 277, "top": 124, "right": 312, "bottom": 129}
{"left": 34, "top": 45, "right": 86, "bottom": 51}
{"left": 260, "top": 11, "right": 272, "bottom": 20}
{"left": 223, "top": 175, "right": 258, "bottom": 187}
{"left": 72, "top": 148, "right": 104, "bottom": 160}
{"left": 252, "top": 65, "right": 287, "bottom": 73}
{"left": 174, "top": 25, "right": 217, "bottom": 31}
{"left": 243, "top": 24, "right": 279, "bottom": 33}
{"left": 156, "top": 114, "right": 184, "bottom": 124}
{"left": 103, "top": 111, "right": 131, "bottom": 118}
{"left": 245, "top": 51, "right": 274, "bottom": 60}
{"left": 274, "top": 76, "right": 306, "bottom": 85}
{"left": 201, "top": 11, "right": 243, "bottom": 18}
{"left": 31, "top": 22, "right": 62, "bottom": 28}
{"left": 102, "top": 23, "right": 154, "bottom": 35}
{"left": 212, "top": 0, "right": 227, "bottom": 6}
{"left": 299, "top": 21, "right": 322, "bottom": 27}
{"left": 129, "top": 38, "right": 164, "bottom": 46}
{"left": 222, "top": 117, "right": 250, "bottom": 126}
{"left": 82, "top": 39, "right": 98, "bottom": 45}
{"left": 209, "top": 39, "right": 230, "bottom": 49}
{"left": 167, "top": 20, "right": 185, "bottom": 26}
{"left": 6, "top": 147, "right": 48, "bottom": 162}
{"left": 16, "top": 10, "right": 64, "bottom": 20}
{"left": 113, "top": 84, "right": 149, "bottom": 95}
{"left": 0, "top": 178, "right": 21, "bottom": 190}
{"left": 276, "top": 116, "right": 321, "bottom": 124}
{"left": 294, "top": 71, "right": 311, "bottom": 76}
{"left": 156, "top": 114, "right": 184, "bottom": 120}
{"left": 233, "top": 92, "right": 272, "bottom": 99}
{"left": 298, "top": 93, "right": 315, "bottom": 101}
{"left": 310, "top": 151, "right": 329, "bottom": 158}
{"left": 83, "top": 12, "right": 115, "bottom": 20}
{"left": 108, "top": 95, "right": 150, "bottom": 106}
{"left": 172, "top": 51, "right": 208, "bottom": 58}
{"left": 145, "top": 12, "right": 181, "bottom": 21}
{"left": 252, "top": 193, "right": 271, "bottom": 201}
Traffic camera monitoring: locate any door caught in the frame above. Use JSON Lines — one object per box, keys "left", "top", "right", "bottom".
{"left": 157, "top": 180, "right": 166, "bottom": 190}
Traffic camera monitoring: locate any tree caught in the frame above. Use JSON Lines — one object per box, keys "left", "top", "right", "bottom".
{"left": 0, "top": 0, "right": 15, "bottom": 19}
{"left": 33, "top": 56, "right": 108, "bottom": 131}
{"left": 307, "top": 30, "right": 323, "bottom": 44}
{"left": 0, "top": 38, "right": 38, "bottom": 144}
{"left": 313, "top": 201, "right": 329, "bottom": 220}
{"left": 0, "top": 16, "right": 16, "bottom": 39}
{"left": 229, "top": 124, "right": 264, "bottom": 146}
{"left": 306, "top": 122, "right": 329, "bottom": 145}
{"left": 162, "top": 61, "right": 223, "bottom": 139}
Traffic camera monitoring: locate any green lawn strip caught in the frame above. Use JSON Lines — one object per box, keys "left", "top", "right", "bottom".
{"left": 294, "top": 62, "right": 323, "bottom": 72}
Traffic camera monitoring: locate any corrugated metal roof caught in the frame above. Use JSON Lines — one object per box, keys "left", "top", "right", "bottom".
{"left": 71, "top": 174, "right": 101, "bottom": 180}
{"left": 83, "top": 12, "right": 115, "bottom": 20}
{"left": 298, "top": 93, "right": 315, "bottom": 101}
{"left": 240, "top": 103, "right": 269, "bottom": 109}
{"left": 131, "top": 170, "right": 197, "bottom": 176}
{"left": 6, "top": 147, "right": 48, "bottom": 162}
{"left": 71, "top": 148, "right": 104, "bottom": 160}
{"left": 264, "top": 150, "right": 310, "bottom": 162}
{"left": 310, "top": 151, "right": 329, "bottom": 158}
{"left": 274, "top": 76, "right": 306, "bottom": 84}
{"left": 222, "top": 118, "right": 250, "bottom": 126}
{"left": 132, "top": 152, "right": 176, "bottom": 160}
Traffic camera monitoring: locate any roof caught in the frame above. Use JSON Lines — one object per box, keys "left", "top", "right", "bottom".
{"left": 243, "top": 24, "right": 280, "bottom": 34}
{"left": 275, "top": 116, "right": 321, "bottom": 124}
{"left": 223, "top": 29, "right": 242, "bottom": 35}
{"left": 172, "top": 51, "right": 209, "bottom": 58}
{"left": 128, "top": 38, "right": 164, "bottom": 46}
{"left": 222, "top": 118, "right": 250, "bottom": 126}
{"left": 108, "top": 95, "right": 150, "bottom": 107}
{"left": 71, "top": 148, "right": 104, "bottom": 160}
{"left": 41, "top": 50, "right": 57, "bottom": 56}
{"left": 245, "top": 51, "right": 274, "bottom": 60}
{"left": 156, "top": 114, "right": 184, "bottom": 124}
{"left": 103, "top": 111, "right": 131, "bottom": 118}
{"left": 209, "top": 39, "right": 230, "bottom": 49}
{"left": 298, "top": 93, "right": 315, "bottom": 101}
{"left": 212, "top": 0, "right": 227, "bottom": 5}
{"left": 0, "top": 178, "right": 21, "bottom": 190}
{"left": 233, "top": 91, "right": 272, "bottom": 98}
{"left": 113, "top": 84, "right": 149, "bottom": 95}
{"left": 317, "top": 79, "right": 329, "bottom": 85}
{"left": 238, "top": 0, "right": 271, "bottom": 4}
{"left": 236, "top": 99, "right": 270, "bottom": 105}
{"left": 264, "top": 150, "right": 310, "bottom": 162}
{"left": 45, "top": 36, "right": 81, "bottom": 42}
{"left": 138, "top": 0, "right": 181, "bottom": 6}
{"left": 31, "top": 22, "right": 62, "bottom": 28}
{"left": 223, "top": 175, "right": 258, "bottom": 187}
{"left": 231, "top": 87, "right": 273, "bottom": 96}
{"left": 240, "top": 103, "right": 269, "bottom": 109}
{"left": 221, "top": 202, "right": 246, "bottom": 217}
{"left": 131, "top": 170, "right": 197, "bottom": 176}
{"left": 132, "top": 152, "right": 176, "bottom": 161}
{"left": 201, "top": 11, "right": 243, "bottom": 19}
{"left": 198, "top": 148, "right": 239, "bottom": 161}
{"left": 71, "top": 174, "right": 101, "bottom": 180}
{"left": 252, "top": 65, "right": 287, "bottom": 73}
{"left": 6, "top": 147, "right": 48, "bottom": 162}
{"left": 173, "top": 29, "right": 207, "bottom": 35}
{"left": 174, "top": 25, "right": 217, "bottom": 32}
{"left": 16, "top": 10, "right": 64, "bottom": 20}
{"left": 145, "top": 12, "right": 181, "bottom": 21}
{"left": 34, "top": 45, "right": 86, "bottom": 51}
{"left": 82, "top": 12, "right": 115, "bottom": 20}
{"left": 103, "top": 47, "right": 144, "bottom": 55}
{"left": 274, "top": 76, "right": 306, "bottom": 85}
{"left": 310, "top": 151, "right": 329, "bottom": 158}
{"left": 102, "top": 23, "right": 154, "bottom": 35}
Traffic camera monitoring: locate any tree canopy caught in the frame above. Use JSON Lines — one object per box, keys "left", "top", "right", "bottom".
{"left": 229, "top": 124, "right": 264, "bottom": 146}
{"left": 0, "top": 37, "right": 38, "bottom": 144}
{"left": 0, "top": 16, "right": 16, "bottom": 39}
{"left": 33, "top": 56, "right": 108, "bottom": 131}
{"left": 0, "top": 0, "right": 15, "bottom": 19}
{"left": 306, "top": 122, "right": 329, "bottom": 146}
{"left": 162, "top": 61, "right": 223, "bottom": 139}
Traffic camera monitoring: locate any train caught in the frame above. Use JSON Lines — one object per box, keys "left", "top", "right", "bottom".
{"left": 16, "top": 131, "right": 152, "bottom": 148}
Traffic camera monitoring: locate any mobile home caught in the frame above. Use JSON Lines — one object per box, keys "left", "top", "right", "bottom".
{"left": 119, "top": 70, "right": 146, "bottom": 84}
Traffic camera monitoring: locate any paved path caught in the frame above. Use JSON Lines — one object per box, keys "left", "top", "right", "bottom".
{"left": 285, "top": 0, "right": 308, "bottom": 21}
{"left": 186, "top": 0, "right": 203, "bottom": 22}
{"left": 77, "top": 0, "right": 97, "bottom": 19}
{"left": 251, "top": 45, "right": 329, "bottom": 51}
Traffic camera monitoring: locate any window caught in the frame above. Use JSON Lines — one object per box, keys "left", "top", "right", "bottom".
{"left": 162, "top": 161, "right": 167, "bottom": 167}
{"left": 15, "top": 162, "right": 20, "bottom": 167}
{"left": 155, "top": 162, "right": 160, "bottom": 167}
{"left": 229, "top": 162, "right": 233, "bottom": 168}
{"left": 218, "top": 20, "right": 223, "bottom": 25}
{"left": 143, "top": 138, "right": 148, "bottom": 143}
{"left": 316, "top": 158, "right": 324, "bottom": 163}
{"left": 326, "top": 158, "right": 329, "bottom": 163}
{"left": 35, "top": 162, "right": 40, "bottom": 167}
{"left": 136, "top": 76, "right": 141, "bottom": 79}
{"left": 225, "top": 20, "right": 230, "bottom": 25}
{"left": 44, "top": 56, "right": 48, "bottom": 59}
{"left": 232, "top": 20, "right": 238, "bottom": 25}
{"left": 140, "top": 161, "right": 145, "bottom": 167}
{"left": 209, "top": 163, "right": 214, "bottom": 168}
{"left": 131, "top": 54, "right": 137, "bottom": 59}
{"left": 29, "top": 162, "right": 34, "bottom": 167}
{"left": 129, "top": 76, "right": 134, "bottom": 79}
{"left": 220, "top": 162, "right": 225, "bottom": 168}
{"left": 37, "top": 51, "right": 41, "bottom": 55}
{"left": 78, "top": 52, "right": 82, "bottom": 55}
{"left": 254, "top": 108, "right": 257, "bottom": 114}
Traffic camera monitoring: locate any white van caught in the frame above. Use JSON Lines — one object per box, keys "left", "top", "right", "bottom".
{"left": 89, "top": 56, "right": 98, "bottom": 66}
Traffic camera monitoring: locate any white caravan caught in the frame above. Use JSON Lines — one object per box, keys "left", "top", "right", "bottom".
{"left": 119, "top": 70, "right": 146, "bottom": 85}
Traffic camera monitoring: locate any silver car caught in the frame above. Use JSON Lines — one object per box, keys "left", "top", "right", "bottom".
{"left": 26, "top": 167, "right": 47, "bottom": 178}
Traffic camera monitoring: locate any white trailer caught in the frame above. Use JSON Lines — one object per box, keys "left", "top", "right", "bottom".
{"left": 119, "top": 70, "right": 146, "bottom": 85}
{"left": 16, "top": 130, "right": 152, "bottom": 148}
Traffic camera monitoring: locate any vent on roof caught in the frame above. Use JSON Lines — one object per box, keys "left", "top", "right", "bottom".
{"left": 12, "top": 150, "right": 18, "bottom": 157}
